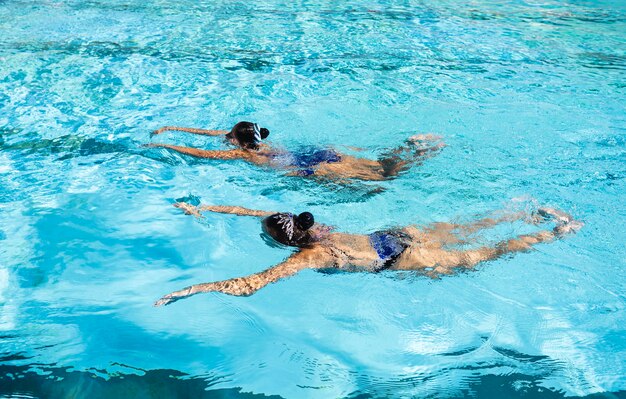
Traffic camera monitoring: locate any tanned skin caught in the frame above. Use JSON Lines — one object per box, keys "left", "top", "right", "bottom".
{"left": 155, "top": 203, "right": 582, "bottom": 306}
{"left": 147, "top": 125, "right": 445, "bottom": 181}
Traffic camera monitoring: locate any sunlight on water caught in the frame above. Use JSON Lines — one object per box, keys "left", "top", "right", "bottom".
{"left": 0, "top": 0, "right": 625, "bottom": 397}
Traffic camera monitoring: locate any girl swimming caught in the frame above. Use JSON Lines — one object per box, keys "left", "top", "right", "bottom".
{"left": 147, "top": 121, "right": 444, "bottom": 181}
{"left": 155, "top": 203, "right": 582, "bottom": 305}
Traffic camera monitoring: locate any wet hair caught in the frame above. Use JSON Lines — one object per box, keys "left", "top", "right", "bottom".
{"left": 262, "top": 212, "right": 315, "bottom": 247}
{"left": 226, "top": 121, "right": 270, "bottom": 150}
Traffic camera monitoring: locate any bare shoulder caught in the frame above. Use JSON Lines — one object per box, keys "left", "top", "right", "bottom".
{"left": 293, "top": 245, "right": 329, "bottom": 261}
{"left": 242, "top": 149, "right": 272, "bottom": 164}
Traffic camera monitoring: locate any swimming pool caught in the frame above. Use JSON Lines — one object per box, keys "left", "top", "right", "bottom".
{"left": 0, "top": 0, "right": 625, "bottom": 397}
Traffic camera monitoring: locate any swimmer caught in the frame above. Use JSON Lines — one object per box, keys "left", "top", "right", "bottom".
{"left": 147, "top": 122, "right": 444, "bottom": 181}
{"left": 154, "top": 203, "right": 582, "bottom": 305}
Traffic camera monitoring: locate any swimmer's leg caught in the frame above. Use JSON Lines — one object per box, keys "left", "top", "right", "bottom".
{"left": 152, "top": 126, "right": 228, "bottom": 136}
{"left": 430, "top": 211, "right": 531, "bottom": 237}
{"left": 442, "top": 206, "right": 576, "bottom": 236}
{"left": 404, "top": 211, "right": 532, "bottom": 245}
{"left": 436, "top": 219, "right": 582, "bottom": 273}
{"left": 422, "top": 204, "right": 574, "bottom": 245}
{"left": 145, "top": 143, "right": 242, "bottom": 160}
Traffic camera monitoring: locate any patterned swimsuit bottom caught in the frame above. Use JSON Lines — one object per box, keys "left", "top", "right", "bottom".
{"left": 368, "top": 230, "right": 412, "bottom": 271}
{"left": 272, "top": 147, "right": 342, "bottom": 175}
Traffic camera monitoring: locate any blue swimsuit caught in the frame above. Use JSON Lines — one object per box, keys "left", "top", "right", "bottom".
{"left": 368, "top": 230, "right": 411, "bottom": 271}
{"left": 271, "top": 147, "right": 342, "bottom": 175}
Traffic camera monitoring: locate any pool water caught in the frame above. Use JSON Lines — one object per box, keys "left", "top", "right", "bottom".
{"left": 0, "top": 0, "right": 625, "bottom": 397}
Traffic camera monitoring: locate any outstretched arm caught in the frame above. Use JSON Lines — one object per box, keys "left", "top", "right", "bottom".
{"left": 173, "top": 202, "right": 276, "bottom": 218}
{"left": 154, "top": 248, "right": 329, "bottom": 305}
{"left": 199, "top": 205, "right": 276, "bottom": 217}
{"left": 152, "top": 126, "right": 228, "bottom": 136}
{"left": 146, "top": 143, "right": 244, "bottom": 160}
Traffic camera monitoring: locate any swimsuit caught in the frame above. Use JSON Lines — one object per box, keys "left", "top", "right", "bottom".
{"left": 271, "top": 147, "right": 342, "bottom": 175}
{"left": 318, "top": 229, "right": 411, "bottom": 274}
{"left": 368, "top": 230, "right": 411, "bottom": 271}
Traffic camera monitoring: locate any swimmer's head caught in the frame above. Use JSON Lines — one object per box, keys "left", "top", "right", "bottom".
{"left": 262, "top": 212, "right": 315, "bottom": 247}
{"left": 226, "top": 121, "right": 270, "bottom": 150}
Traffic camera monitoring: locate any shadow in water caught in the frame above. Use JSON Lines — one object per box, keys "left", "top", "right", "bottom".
{"left": 0, "top": 129, "right": 181, "bottom": 166}
{"left": 0, "top": 131, "right": 129, "bottom": 161}
{"left": 347, "top": 371, "right": 624, "bottom": 399}
{"left": 0, "top": 364, "right": 281, "bottom": 399}
{"left": 0, "top": 128, "right": 386, "bottom": 202}
{"left": 0, "top": 363, "right": 623, "bottom": 399}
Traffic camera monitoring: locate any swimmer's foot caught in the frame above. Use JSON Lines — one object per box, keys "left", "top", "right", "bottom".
{"left": 408, "top": 134, "right": 443, "bottom": 143}
{"left": 534, "top": 207, "right": 583, "bottom": 236}
{"left": 407, "top": 134, "right": 446, "bottom": 155}
{"left": 554, "top": 220, "right": 584, "bottom": 236}
{"left": 526, "top": 212, "right": 544, "bottom": 225}
{"left": 537, "top": 207, "right": 573, "bottom": 224}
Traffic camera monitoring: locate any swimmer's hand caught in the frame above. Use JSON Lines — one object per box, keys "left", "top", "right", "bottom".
{"left": 154, "top": 251, "right": 320, "bottom": 306}
{"left": 154, "top": 286, "right": 198, "bottom": 306}
{"left": 151, "top": 127, "right": 169, "bottom": 136}
{"left": 173, "top": 202, "right": 203, "bottom": 218}
{"left": 154, "top": 278, "right": 260, "bottom": 306}
{"left": 154, "top": 285, "right": 207, "bottom": 306}
{"left": 154, "top": 286, "right": 222, "bottom": 306}
{"left": 154, "top": 292, "right": 186, "bottom": 306}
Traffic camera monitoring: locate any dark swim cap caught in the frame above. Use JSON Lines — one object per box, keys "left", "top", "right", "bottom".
{"left": 226, "top": 121, "right": 270, "bottom": 149}
{"left": 262, "top": 212, "right": 315, "bottom": 247}
{"left": 295, "top": 212, "right": 314, "bottom": 230}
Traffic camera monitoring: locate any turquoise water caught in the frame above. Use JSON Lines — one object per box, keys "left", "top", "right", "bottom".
{"left": 1, "top": 0, "right": 625, "bottom": 397}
